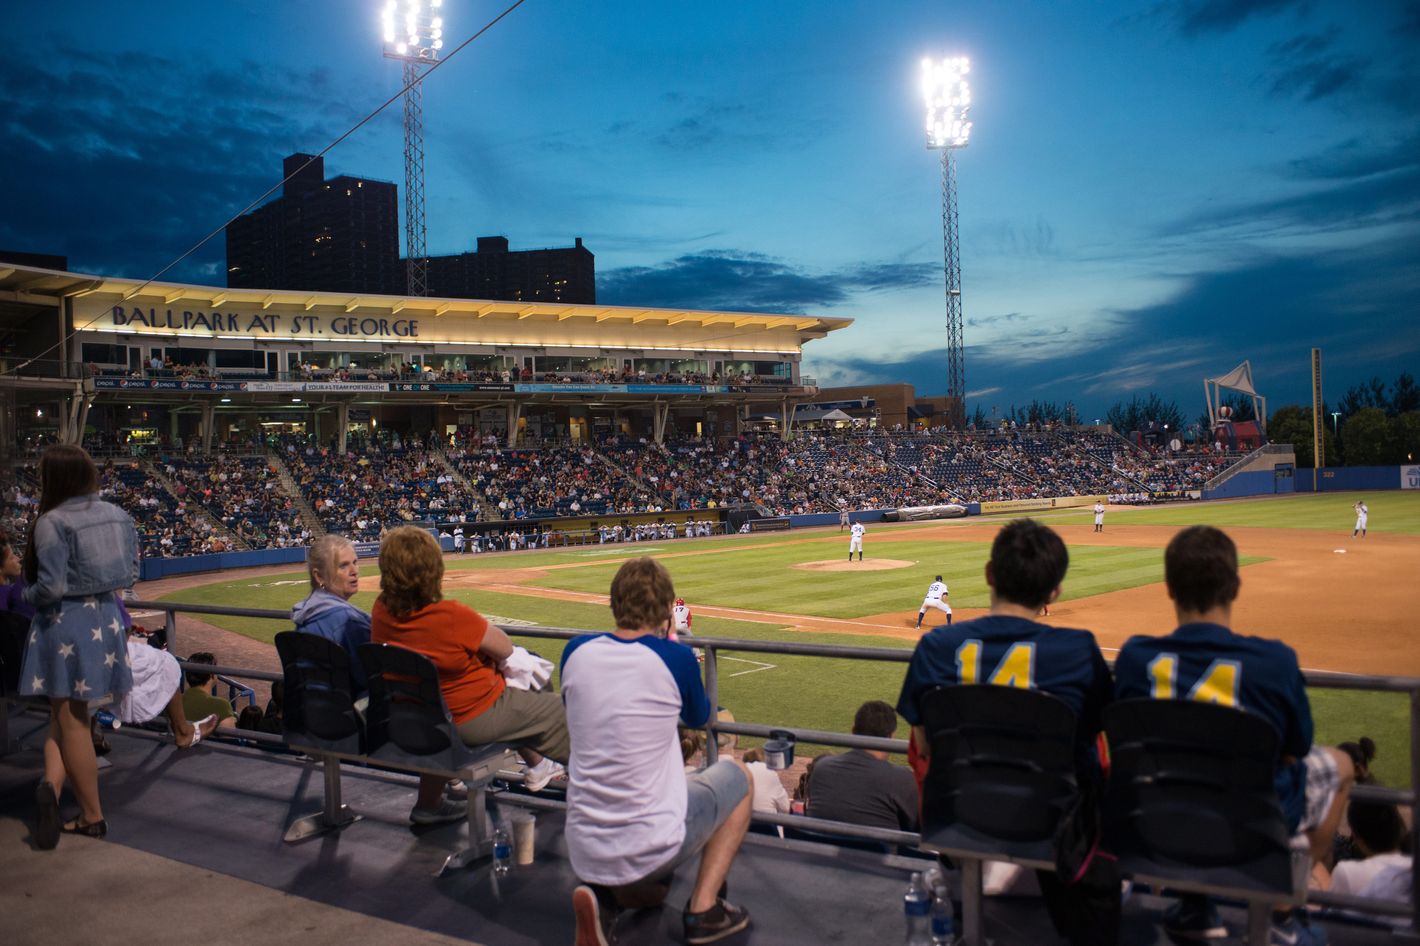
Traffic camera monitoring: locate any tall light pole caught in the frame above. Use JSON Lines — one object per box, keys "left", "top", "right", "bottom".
{"left": 921, "top": 56, "right": 972, "bottom": 428}
{"left": 382, "top": 0, "right": 445, "bottom": 297}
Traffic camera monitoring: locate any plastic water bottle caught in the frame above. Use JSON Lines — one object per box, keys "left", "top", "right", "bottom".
{"left": 95, "top": 709, "right": 121, "bottom": 730}
{"left": 492, "top": 825, "right": 511, "bottom": 877}
{"left": 904, "top": 871, "right": 932, "bottom": 945}
{"left": 931, "top": 891, "right": 955, "bottom": 945}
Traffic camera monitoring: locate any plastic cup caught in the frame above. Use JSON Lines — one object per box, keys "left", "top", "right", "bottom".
{"left": 510, "top": 811, "right": 536, "bottom": 866}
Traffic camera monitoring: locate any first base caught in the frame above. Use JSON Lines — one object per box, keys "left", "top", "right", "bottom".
{"left": 1333, "top": 549, "right": 1347, "bottom": 554}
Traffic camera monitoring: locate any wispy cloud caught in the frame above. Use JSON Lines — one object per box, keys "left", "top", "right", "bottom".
{"left": 1170, "top": 0, "right": 1307, "bottom": 37}
{"left": 597, "top": 251, "right": 937, "bottom": 312}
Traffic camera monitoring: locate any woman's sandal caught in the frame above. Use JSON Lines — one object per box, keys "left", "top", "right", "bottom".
{"left": 60, "top": 818, "right": 108, "bottom": 839}
{"left": 177, "top": 714, "right": 219, "bottom": 750}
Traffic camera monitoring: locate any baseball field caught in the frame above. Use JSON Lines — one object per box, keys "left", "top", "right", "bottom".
{"left": 154, "top": 490, "right": 1420, "bottom": 787}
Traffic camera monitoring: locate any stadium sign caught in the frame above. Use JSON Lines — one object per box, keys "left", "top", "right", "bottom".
{"left": 978, "top": 495, "right": 1105, "bottom": 514}
{"left": 107, "top": 305, "right": 420, "bottom": 339}
{"left": 1403, "top": 465, "right": 1420, "bottom": 489}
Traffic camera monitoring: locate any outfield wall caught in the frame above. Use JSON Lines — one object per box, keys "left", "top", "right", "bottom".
{"left": 1297, "top": 465, "right": 1420, "bottom": 492}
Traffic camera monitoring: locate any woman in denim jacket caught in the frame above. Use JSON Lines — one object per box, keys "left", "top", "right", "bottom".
{"left": 21, "top": 445, "right": 139, "bottom": 848}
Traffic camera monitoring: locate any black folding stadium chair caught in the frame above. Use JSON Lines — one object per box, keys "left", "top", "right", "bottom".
{"left": 916, "top": 685, "right": 1080, "bottom": 946}
{"left": 274, "top": 630, "right": 364, "bottom": 841}
{"left": 1102, "top": 698, "right": 1306, "bottom": 946}
{"left": 359, "top": 642, "right": 518, "bottom": 875}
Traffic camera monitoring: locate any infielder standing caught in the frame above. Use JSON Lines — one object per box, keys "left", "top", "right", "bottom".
{"left": 839, "top": 509, "right": 850, "bottom": 532}
{"left": 916, "top": 575, "right": 952, "bottom": 629}
{"left": 1353, "top": 501, "right": 1368, "bottom": 538}
{"left": 1093, "top": 501, "right": 1105, "bottom": 533}
{"left": 848, "top": 521, "right": 865, "bottom": 561}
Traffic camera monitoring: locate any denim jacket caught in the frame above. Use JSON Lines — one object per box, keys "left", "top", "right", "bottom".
{"left": 24, "top": 495, "right": 140, "bottom": 607}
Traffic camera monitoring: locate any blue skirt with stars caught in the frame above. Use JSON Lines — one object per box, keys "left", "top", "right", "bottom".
{"left": 19, "top": 593, "right": 133, "bottom": 701}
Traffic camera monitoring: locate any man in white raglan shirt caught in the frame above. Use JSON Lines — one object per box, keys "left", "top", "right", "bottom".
{"left": 564, "top": 557, "right": 752, "bottom": 946}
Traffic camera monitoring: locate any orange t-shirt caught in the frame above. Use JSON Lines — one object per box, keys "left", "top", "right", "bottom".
{"left": 370, "top": 598, "right": 506, "bottom": 724}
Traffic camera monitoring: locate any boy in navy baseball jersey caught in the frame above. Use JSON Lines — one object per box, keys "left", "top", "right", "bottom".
{"left": 897, "top": 519, "right": 1117, "bottom": 945}
{"left": 564, "top": 557, "right": 752, "bottom": 946}
{"left": 1113, "top": 526, "right": 1354, "bottom": 945}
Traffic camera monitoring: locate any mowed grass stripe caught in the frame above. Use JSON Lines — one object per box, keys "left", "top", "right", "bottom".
{"left": 1097, "top": 490, "right": 1420, "bottom": 535}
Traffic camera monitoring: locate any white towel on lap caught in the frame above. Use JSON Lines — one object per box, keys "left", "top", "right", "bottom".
{"left": 499, "top": 646, "right": 553, "bottom": 691}
{"left": 117, "top": 640, "right": 182, "bottom": 724}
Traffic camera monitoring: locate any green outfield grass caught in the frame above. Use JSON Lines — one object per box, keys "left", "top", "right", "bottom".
{"left": 1058, "top": 489, "right": 1420, "bottom": 534}
{"left": 159, "top": 489, "right": 1414, "bottom": 787}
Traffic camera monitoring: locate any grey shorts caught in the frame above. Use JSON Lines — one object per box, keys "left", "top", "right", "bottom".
{"left": 660, "top": 760, "right": 748, "bottom": 873}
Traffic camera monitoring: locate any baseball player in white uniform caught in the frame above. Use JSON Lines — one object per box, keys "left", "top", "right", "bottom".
{"left": 671, "top": 597, "right": 693, "bottom": 638}
{"left": 848, "top": 521, "right": 865, "bottom": 561}
{"left": 1093, "top": 501, "right": 1105, "bottom": 533}
{"left": 916, "top": 575, "right": 952, "bottom": 628}
{"left": 1353, "top": 501, "right": 1368, "bottom": 538}
{"left": 453, "top": 526, "right": 466, "bottom": 553}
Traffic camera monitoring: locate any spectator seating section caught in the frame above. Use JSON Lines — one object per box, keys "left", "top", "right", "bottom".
{"left": 1103, "top": 699, "right": 1306, "bottom": 946}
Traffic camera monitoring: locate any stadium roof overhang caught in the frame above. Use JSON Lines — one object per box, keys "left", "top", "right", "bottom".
{"left": 0, "top": 264, "right": 853, "bottom": 350}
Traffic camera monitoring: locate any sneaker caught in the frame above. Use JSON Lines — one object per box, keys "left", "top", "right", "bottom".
{"left": 572, "top": 884, "right": 616, "bottom": 946}
{"left": 409, "top": 799, "right": 466, "bottom": 826}
{"left": 524, "top": 757, "right": 565, "bottom": 793}
{"left": 1162, "top": 895, "right": 1227, "bottom": 940}
{"left": 1270, "top": 912, "right": 1328, "bottom": 946}
{"left": 683, "top": 897, "right": 751, "bottom": 944}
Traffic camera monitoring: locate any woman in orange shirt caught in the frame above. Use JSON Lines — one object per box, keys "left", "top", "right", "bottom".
{"left": 371, "top": 527, "right": 569, "bottom": 818}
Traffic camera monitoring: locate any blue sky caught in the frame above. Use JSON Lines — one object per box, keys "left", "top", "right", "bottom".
{"left": 1, "top": 0, "right": 1416, "bottom": 418}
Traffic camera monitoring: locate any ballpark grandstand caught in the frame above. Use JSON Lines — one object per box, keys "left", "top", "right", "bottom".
{"left": 2, "top": 262, "right": 1417, "bottom": 946}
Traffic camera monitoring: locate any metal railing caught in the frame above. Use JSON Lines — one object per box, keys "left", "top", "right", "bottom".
{"left": 99, "top": 601, "right": 1420, "bottom": 930}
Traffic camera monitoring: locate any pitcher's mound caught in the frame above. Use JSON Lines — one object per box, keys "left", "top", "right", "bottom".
{"left": 793, "top": 558, "right": 914, "bottom": 572}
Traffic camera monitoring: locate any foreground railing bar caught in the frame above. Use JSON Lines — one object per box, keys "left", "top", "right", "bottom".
{"left": 717, "top": 721, "right": 906, "bottom": 755}
{"left": 173, "top": 661, "right": 283, "bottom": 683}
{"left": 1350, "top": 783, "right": 1415, "bottom": 807}
{"left": 129, "top": 600, "right": 291, "bottom": 620}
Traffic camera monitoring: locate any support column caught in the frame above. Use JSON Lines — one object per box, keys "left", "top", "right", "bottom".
{"left": 76, "top": 397, "right": 92, "bottom": 446}
{"left": 337, "top": 401, "right": 350, "bottom": 455}
{"left": 652, "top": 401, "right": 669, "bottom": 444}
{"left": 200, "top": 402, "right": 215, "bottom": 454}
{"left": 505, "top": 402, "right": 522, "bottom": 448}
{"left": 58, "top": 396, "right": 73, "bottom": 445}
{"left": 780, "top": 398, "right": 792, "bottom": 441}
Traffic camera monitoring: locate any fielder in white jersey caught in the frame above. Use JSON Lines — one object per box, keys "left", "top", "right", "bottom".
{"left": 1353, "top": 501, "right": 1368, "bottom": 538}
{"left": 1093, "top": 502, "right": 1105, "bottom": 533}
{"left": 916, "top": 575, "right": 952, "bottom": 629}
{"left": 453, "top": 526, "right": 466, "bottom": 553}
{"left": 848, "top": 521, "right": 865, "bottom": 561}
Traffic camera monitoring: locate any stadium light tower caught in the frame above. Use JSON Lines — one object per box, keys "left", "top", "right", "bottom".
{"left": 381, "top": 0, "right": 446, "bottom": 297}
{"left": 922, "top": 56, "right": 972, "bottom": 428}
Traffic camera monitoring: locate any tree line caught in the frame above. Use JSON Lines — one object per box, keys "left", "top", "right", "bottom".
{"left": 967, "top": 372, "right": 1419, "bottom": 467}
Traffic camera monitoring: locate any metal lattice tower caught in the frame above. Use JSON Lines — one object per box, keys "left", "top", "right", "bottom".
{"left": 401, "top": 58, "right": 429, "bottom": 297}
{"left": 940, "top": 147, "right": 965, "bottom": 427}
{"left": 921, "top": 56, "right": 972, "bottom": 428}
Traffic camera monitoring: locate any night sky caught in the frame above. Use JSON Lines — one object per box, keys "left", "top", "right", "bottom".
{"left": 2, "top": 0, "right": 1416, "bottom": 417}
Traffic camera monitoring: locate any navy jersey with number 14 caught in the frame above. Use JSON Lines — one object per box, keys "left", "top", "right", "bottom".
{"left": 896, "top": 614, "right": 1113, "bottom": 756}
{"left": 1113, "top": 621, "right": 1312, "bottom": 828}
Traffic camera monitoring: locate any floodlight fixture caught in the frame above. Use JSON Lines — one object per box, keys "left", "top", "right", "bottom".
{"left": 922, "top": 56, "right": 972, "bottom": 149}
{"left": 381, "top": 0, "right": 444, "bottom": 63}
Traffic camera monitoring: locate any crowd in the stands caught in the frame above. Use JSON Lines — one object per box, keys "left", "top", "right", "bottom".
{"left": 3, "top": 426, "right": 1244, "bottom": 558}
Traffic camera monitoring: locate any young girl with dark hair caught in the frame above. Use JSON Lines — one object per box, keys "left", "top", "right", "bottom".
{"left": 20, "top": 444, "right": 140, "bottom": 848}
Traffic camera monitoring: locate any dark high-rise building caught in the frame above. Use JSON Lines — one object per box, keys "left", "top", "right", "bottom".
{"left": 225, "top": 154, "right": 402, "bottom": 294}
{"left": 424, "top": 236, "right": 596, "bottom": 304}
